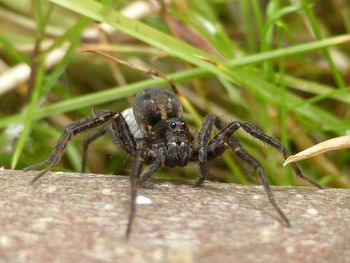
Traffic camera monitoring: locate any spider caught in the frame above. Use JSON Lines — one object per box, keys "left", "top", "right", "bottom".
{"left": 25, "top": 87, "right": 322, "bottom": 237}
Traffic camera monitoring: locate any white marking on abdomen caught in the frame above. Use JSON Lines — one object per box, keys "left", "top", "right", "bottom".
{"left": 121, "top": 107, "right": 144, "bottom": 139}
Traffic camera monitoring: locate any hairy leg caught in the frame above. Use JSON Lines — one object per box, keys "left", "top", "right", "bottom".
{"left": 109, "top": 114, "right": 138, "bottom": 157}
{"left": 225, "top": 137, "right": 291, "bottom": 226}
{"left": 234, "top": 122, "right": 322, "bottom": 189}
{"left": 81, "top": 127, "right": 107, "bottom": 173}
{"left": 82, "top": 112, "right": 139, "bottom": 173}
{"left": 206, "top": 118, "right": 322, "bottom": 189}
{"left": 25, "top": 111, "right": 116, "bottom": 184}
{"left": 203, "top": 119, "right": 291, "bottom": 225}
{"left": 126, "top": 151, "right": 143, "bottom": 238}
{"left": 139, "top": 155, "right": 164, "bottom": 186}
{"left": 193, "top": 115, "right": 220, "bottom": 187}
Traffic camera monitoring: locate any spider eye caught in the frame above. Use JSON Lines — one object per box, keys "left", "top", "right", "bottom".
{"left": 169, "top": 122, "right": 176, "bottom": 129}
{"left": 181, "top": 122, "right": 186, "bottom": 129}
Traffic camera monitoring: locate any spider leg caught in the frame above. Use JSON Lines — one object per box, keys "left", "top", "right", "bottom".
{"left": 126, "top": 151, "right": 143, "bottom": 238}
{"left": 24, "top": 111, "right": 116, "bottom": 184}
{"left": 109, "top": 114, "right": 137, "bottom": 157}
{"left": 139, "top": 149, "right": 165, "bottom": 186}
{"left": 81, "top": 127, "right": 107, "bottom": 172}
{"left": 207, "top": 118, "right": 322, "bottom": 189}
{"left": 25, "top": 160, "right": 56, "bottom": 185}
{"left": 236, "top": 122, "right": 322, "bottom": 189}
{"left": 201, "top": 117, "right": 291, "bottom": 225}
{"left": 82, "top": 112, "right": 138, "bottom": 173}
{"left": 193, "top": 115, "right": 219, "bottom": 187}
{"left": 139, "top": 159, "right": 163, "bottom": 186}
{"left": 222, "top": 137, "right": 290, "bottom": 226}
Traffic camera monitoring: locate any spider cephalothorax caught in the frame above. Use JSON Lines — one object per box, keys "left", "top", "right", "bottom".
{"left": 25, "top": 87, "right": 322, "bottom": 237}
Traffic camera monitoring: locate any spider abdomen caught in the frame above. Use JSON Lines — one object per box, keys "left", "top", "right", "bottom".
{"left": 132, "top": 87, "right": 183, "bottom": 136}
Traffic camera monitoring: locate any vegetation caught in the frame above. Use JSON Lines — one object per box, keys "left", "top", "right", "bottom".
{"left": 0, "top": 0, "right": 349, "bottom": 188}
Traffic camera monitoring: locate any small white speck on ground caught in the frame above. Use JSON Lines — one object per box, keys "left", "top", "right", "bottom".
{"left": 162, "top": 184, "right": 171, "bottom": 188}
{"left": 252, "top": 194, "right": 261, "bottom": 200}
{"left": 54, "top": 171, "right": 66, "bottom": 175}
{"left": 306, "top": 208, "right": 318, "bottom": 216}
{"left": 285, "top": 245, "right": 295, "bottom": 254}
{"left": 260, "top": 228, "right": 274, "bottom": 242}
{"left": 136, "top": 195, "right": 153, "bottom": 205}
{"left": 101, "top": 188, "right": 113, "bottom": 195}
{"left": 0, "top": 235, "right": 13, "bottom": 248}
{"left": 104, "top": 204, "right": 114, "bottom": 210}
{"left": 43, "top": 186, "right": 57, "bottom": 193}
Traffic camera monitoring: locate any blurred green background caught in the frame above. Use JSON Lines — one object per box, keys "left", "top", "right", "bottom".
{"left": 0, "top": 0, "right": 349, "bottom": 188}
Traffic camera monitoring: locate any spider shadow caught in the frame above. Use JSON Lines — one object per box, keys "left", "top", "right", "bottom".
{"left": 29, "top": 172, "right": 290, "bottom": 227}
{"left": 214, "top": 183, "right": 292, "bottom": 227}
{"left": 145, "top": 178, "right": 290, "bottom": 227}
{"left": 139, "top": 177, "right": 196, "bottom": 189}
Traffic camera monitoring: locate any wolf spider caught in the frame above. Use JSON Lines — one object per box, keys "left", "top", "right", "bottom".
{"left": 25, "top": 86, "right": 322, "bottom": 236}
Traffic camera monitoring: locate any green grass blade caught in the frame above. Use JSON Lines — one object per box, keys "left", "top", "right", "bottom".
{"left": 0, "top": 35, "right": 29, "bottom": 64}
{"left": 0, "top": 32, "right": 349, "bottom": 129}
{"left": 10, "top": 13, "right": 89, "bottom": 168}
{"left": 49, "top": 0, "right": 223, "bottom": 74}
{"left": 11, "top": 61, "right": 45, "bottom": 168}
{"left": 232, "top": 68, "right": 349, "bottom": 133}
{"left": 302, "top": 2, "right": 346, "bottom": 89}
{"left": 284, "top": 75, "right": 350, "bottom": 104}
{"left": 42, "top": 18, "right": 89, "bottom": 95}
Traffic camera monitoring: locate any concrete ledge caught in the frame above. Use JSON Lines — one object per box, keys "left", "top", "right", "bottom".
{"left": 0, "top": 169, "right": 349, "bottom": 262}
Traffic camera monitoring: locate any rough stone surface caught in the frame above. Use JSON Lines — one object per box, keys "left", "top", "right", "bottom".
{"left": 0, "top": 169, "right": 349, "bottom": 263}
